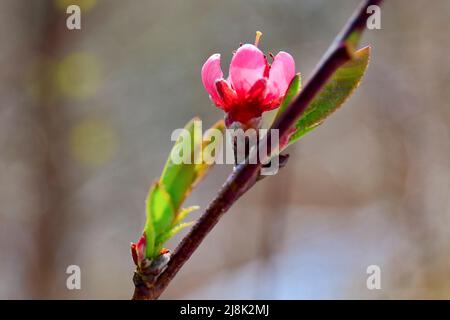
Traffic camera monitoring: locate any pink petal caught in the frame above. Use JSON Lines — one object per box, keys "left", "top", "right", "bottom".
{"left": 215, "top": 79, "right": 237, "bottom": 111}
{"left": 267, "top": 51, "right": 296, "bottom": 99}
{"left": 246, "top": 78, "right": 267, "bottom": 105}
{"left": 201, "top": 53, "right": 224, "bottom": 105}
{"left": 131, "top": 243, "right": 138, "bottom": 266}
{"left": 229, "top": 44, "right": 268, "bottom": 98}
{"left": 136, "top": 234, "right": 146, "bottom": 264}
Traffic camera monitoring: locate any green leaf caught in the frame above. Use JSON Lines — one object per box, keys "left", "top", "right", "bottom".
{"left": 147, "top": 182, "right": 175, "bottom": 234}
{"left": 173, "top": 206, "right": 199, "bottom": 226}
{"left": 144, "top": 183, "right": 175, "bottom": 258}
{"left": 193, "top": 119, "right": 225, "bottom": 187}
{"left": 274, "top": 73, "right": 302, "bottom": 122}
{"left": 345, "top": 30, "right": 362, "bottom": 53}
{"left": 154, "top": 221, "right": 195, "bottom": 253}
{"left": 159, "top": 118, "right": 225, "bottom": 213}
{"left": 143, "top": 218, "right": 155, "bottom": 261}
{"left": 142, "top": 118, "right": 225, "bottom": 259}
{"left": 288, "top": 46, "right": 370, "bottom": 145}
{"left": 160, "top": 118, "right": 202, "bottom": 212}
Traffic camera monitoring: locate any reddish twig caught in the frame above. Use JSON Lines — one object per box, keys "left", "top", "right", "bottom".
{"left": 132, "top": 0, "right": 384, "bottom": 300}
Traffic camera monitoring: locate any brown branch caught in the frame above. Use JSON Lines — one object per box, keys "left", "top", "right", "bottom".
{"left": 132, "top": 0, "right": 384, "bottom": 300}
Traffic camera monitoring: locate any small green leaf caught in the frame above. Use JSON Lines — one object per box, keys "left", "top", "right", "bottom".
{"left": 143, "top": 221, "right": 155, "bottom": 260}
{"left": 147, "top": 182, "right": 175, "bottom": 235}
{"left": 144, "top": 183, "right": 175, "bottom": 258}
{"left": 274, "top": 73, "right": 302, "bottom": 122}
{"left": 168, "top": 222, "right": 195, "bottom": 239}
{"left": 159, "top": 118, "right": 225, "bottom": 213}
{"left": 154, "top": 221, "right": 195, "bottom": 252}
{"left": 193, "top": 119, "right": 225, "bottom": 187}
{"left": 345, "top": 30, "right": 362, "bottom": 53}
{"left": 142, "top": 119, "right": 225, "bottom": 259}
{"left": 288, "top": 46, "right": 370, "bottom": 145}
{"left": 160, "top": 118, "right": 202, "bottom": 212}
{"left": 173, "top": 206, "right": 199, "bottom": 226}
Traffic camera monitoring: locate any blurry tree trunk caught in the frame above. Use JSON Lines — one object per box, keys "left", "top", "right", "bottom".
{"left": 26, "top": 1, "right": 71, "bottom": 298}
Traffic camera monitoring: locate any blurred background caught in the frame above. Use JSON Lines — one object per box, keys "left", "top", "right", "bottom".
{"left": 0, "top": 0, "right": 449, "bottom": 299}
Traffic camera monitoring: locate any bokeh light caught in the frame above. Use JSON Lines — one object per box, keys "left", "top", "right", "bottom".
{"left": 55, "top": 52, "right": 101, "bottom": 100}
{"left": 54, "top": 0, "right": 98, "bottom": 12}
{"left": 69, "top": 118, "right": 117, "bottom": 167}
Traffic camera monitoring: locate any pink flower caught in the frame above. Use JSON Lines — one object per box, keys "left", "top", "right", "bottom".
{"left": 202, "top": 40, "right": 296, "bottom": 128}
